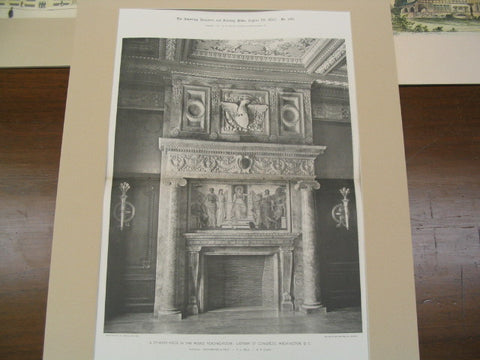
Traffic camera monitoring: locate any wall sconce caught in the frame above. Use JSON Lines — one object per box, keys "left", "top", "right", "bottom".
{"left": 331, "top": 187, "right": 350, "bottom": 230}
{"left": 113, "top": 182, "right": 136, "bottom": 231}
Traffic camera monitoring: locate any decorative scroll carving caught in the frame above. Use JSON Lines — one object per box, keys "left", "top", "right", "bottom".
{"left": 252, "top": 157, "right": 315, "bottom": 176}
{"left": 295, "top": 180, "right": 321, "bottom": 192}
{"left": 166, "top": 39, "right": 176, "bottom": 61}
{"left": 169, "top": 153, "right": 232, "bottom": 173}
{"left": 163, "top": 177, "right": 188, "bottom": 188}
{"left": 167, "top": 153, "right": 315, "bottom": 177}
{"left": 159, "top": 138, "right": 325, "bottom": 181}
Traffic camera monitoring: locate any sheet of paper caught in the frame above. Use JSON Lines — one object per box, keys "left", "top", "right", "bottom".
{"left": 95, "top": 9, "right": 366, "bottom": 360}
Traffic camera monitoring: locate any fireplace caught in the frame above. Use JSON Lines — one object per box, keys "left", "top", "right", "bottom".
{"left": 206, "top": 255, "right": 276, "bottom": 310}
{"left": 183, "top": 233, "right": 296, "bottom": 316}
{"left": 154, "top": 136, "right": 326, "bottom": 318}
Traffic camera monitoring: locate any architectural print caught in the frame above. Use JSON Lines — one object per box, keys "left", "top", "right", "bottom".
{"left": 391, "top": 0, "right": 480, "bottom": 32}
{"left": 104, "top": 36, "right": 361, "bottom": 335}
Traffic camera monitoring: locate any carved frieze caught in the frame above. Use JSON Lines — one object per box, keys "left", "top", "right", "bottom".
{"left": 159, "top": 138, "right": 326, "bottom": 181}
{"left": 190, "top": 39, "right": 318, "bottom": 63}
{"left": 168, "top": 153, "right": 314, "bottom": 177}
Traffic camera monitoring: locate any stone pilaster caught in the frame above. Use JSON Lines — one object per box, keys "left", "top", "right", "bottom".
{"left": 280, "top": 246, "right": 294, "bottom": 311}
{"left": 187, "top": 248, "right": 201, "bottom": 315}
{"left": 295, "top": 180, "right": 324, "bottom": 313}
{"left": 156, "top": 177, "right": 187, "bottom": 318}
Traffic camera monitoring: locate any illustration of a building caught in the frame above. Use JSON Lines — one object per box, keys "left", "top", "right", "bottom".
{"left": 395, "top": 0, "right": 480, "bottom": 18}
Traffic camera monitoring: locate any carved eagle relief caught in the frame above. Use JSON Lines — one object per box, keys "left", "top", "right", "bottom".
{"left": 221, "top": 98, "right": 269, "bottom": 131}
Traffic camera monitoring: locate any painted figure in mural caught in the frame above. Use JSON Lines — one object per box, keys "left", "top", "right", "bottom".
{"left": 204, "top": 188, "right": 217, "bottom": 228}
{"left": 231, "top": 185, "right": 248, "bottom": 220}
{"left": 216, "top": 189, "right": 226, "bottom": 227}
{"left": 251, "top": 192, "right": 263, "bottom": 227}
{"left": 260, "top": 189, "right": 275, "bottom": 229}
{"left": 273, "top": 186, "right": 287, "bottom": 229}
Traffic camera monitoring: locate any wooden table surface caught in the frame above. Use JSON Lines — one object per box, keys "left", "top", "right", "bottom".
{"left": 0, "top": 68, "right": 479, "bottom": 359}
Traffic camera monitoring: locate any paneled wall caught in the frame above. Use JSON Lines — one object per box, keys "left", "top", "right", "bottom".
{"left": 105, "top": 176, "right": 160, "bottom": 316}
{"left": 316, "top": 179, "right": 361, "bottom": 310}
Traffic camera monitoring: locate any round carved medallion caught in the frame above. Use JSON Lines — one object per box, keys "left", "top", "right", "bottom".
{"left": 281, "top": 105, "right": 300, "bottom": 128}
{"left": 240, "top": 157, "right": 251, "bottom": 169}
{"left": 185, "top": 99, "right": 205, "bottom": 123}
{"left": 237, "top": 155, "right": 253, "bottom": 173}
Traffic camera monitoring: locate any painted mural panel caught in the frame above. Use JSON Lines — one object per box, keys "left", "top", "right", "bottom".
{"left": 188, "top": 182, "right": 288, "bottom": 230}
